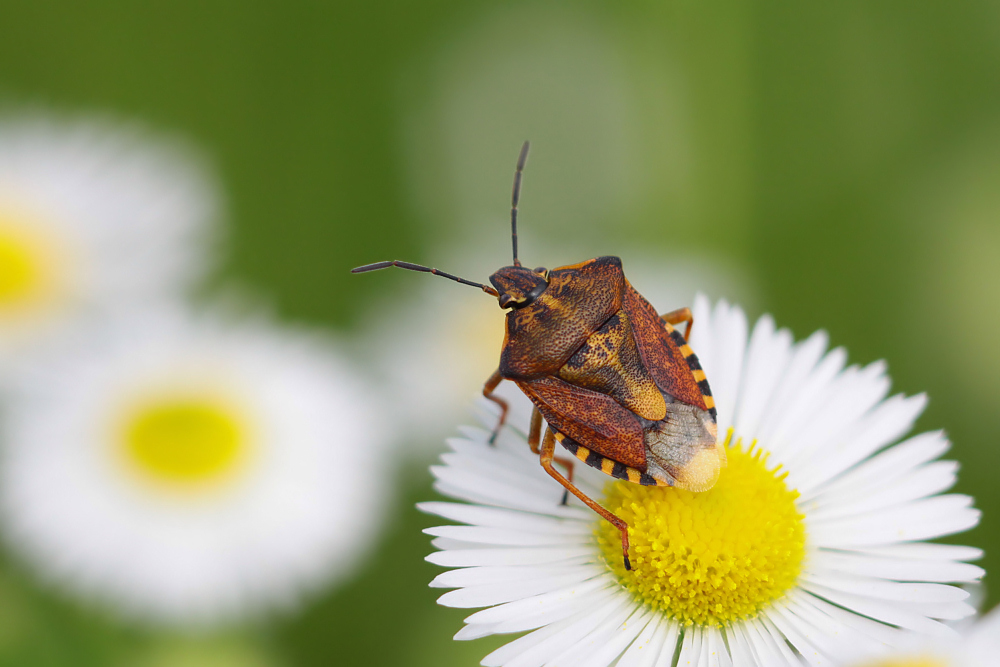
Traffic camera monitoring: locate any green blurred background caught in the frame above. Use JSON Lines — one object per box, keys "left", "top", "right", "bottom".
{"left": 2, "top": 1, "right": 999, "bottom": 664}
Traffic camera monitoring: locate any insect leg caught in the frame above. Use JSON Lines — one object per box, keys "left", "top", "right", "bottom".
{"left": 528, "top": 407, "right": 542, "bottom": 454}
{"left": 552, "top": 453, "right": 575, "bottom": 507}
{"left": 529, "top": 410, "right": 571, "bottom": 504}
{"left": 540, "top": 428, "right": 632, "bottom": 570}
{"left": 660, "top": 306, "right": 693, "bottom": 340}
{"left": 483, "top": 369, "right": 508, "bottom": 446}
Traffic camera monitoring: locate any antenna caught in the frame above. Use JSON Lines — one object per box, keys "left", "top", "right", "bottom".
{"left": 511, "top": 141, "right": 530, "bottom": 267}
{"left": 351, "top": 260, "right": 500, "bottom": 297}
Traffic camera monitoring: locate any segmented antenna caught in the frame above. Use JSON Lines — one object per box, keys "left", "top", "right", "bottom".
{"left": 511, "top": 141, "right": 530, "bottom": 267}
{"left": 351, "top": 260, "right": 500, "bottom": 297}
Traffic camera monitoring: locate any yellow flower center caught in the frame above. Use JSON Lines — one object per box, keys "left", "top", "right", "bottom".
{"left": 856, "top": 659, "right": 948, "bottom": 667}
{"left": 122, "top": 397, "right": 247, "bottom": 486}
{"left": 596, "top": 437, "right": 806, "bottom": 627}
{"left": 0, "top": 213, "right": 60, "bottom": 314}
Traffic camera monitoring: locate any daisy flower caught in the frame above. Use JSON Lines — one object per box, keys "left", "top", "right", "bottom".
{"left": 0, "top": 307, "right": 389, "bottom": 625}
{"left": 839, "top": 603, "right": 1000, "bottom": 667}
{"left": 0, "top": 115, "right": 218, "bottom": 365}
{"left": 420, "top": 296, "right": 982, "bottom": 666}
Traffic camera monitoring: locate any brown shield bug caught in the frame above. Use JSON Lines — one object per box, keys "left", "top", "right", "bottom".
{"left": 352, "top": 142, "right": 725, "bottom": 569}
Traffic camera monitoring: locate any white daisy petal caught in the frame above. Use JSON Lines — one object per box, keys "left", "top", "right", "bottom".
{"left": 436, "top": 567, "right": 606, "bottom": 608}
{"left": 652, "top": 626, "right": 683, "bottom": 667}
{"left": 767, "top": 603, "right": 840, "bottom": 666}
{"left": 793, "top": 393, "right": 928, "bottom": 496}
{"left": 454, "top": 622, "right": 508, "bottom": 641}
{"left": 675, "top": 626, "right": 702, "bottom": 666}
{"left": 435, "top": 452, "right": 553, "bottom": 497}
{"left": 465, "top": 580, "right": 619, "bottom": 634}
{"left": 549, "top": 605, "right": 654, "bottom": 667}
{"left": 778, "top": 596, "right": 872, "bottom": 661}
{"left": 430, "top": 563, "right": 602, "bottom": 589}
{"left": 690, "top": 293, "right": 714, "bottom": 340}
{"left": 454, "top": 425, "right": 495, "bottom": 445}
{"left": 803, "top": 430, "right": 949, "bottom": 506}
{"left": 970, "top": 604, "right": 1000, "bottom": 648}
{"left": 807, "top": 549, "right": 984, "bottom": 583}
{"left": 729, "top": 622, "right": 781, "bottom": 665}
{"left": 0, "top": 308, "right": 388, "bottom": 625}
{"left": 782, "top": 362, "right": 891, "bottom": 474}
{"left": 494, "top": 588, "right": 617, "bottom": 634}
{"left": 699, "top": 301, "right": 747, "bottom": 436}
{"left": 918, "top": 601, "right": 976, "bottom": 620}
{"left": 840, "top": 602, "right": 1000, "bottom": 667}
{"left": 790, "top": 591, "right": 900, "bottom": 647}
{"left": 482, "top": 594, "right": 633, "bottom": 667}
{"left": 417, "top": 502, "right": 592, "bottom": 536}
{"left": 456, "top": 590, "right": 622, "bottom": 641}
{"left": 855, "top": 542, "right": 983, "bottom": 562}
{"left": 616, "top": 615, "right": 676, "bottom": 667}
{"left": 784, "top": 595, "right": 890, "bottom": 660}
{"left": 750, "top": 617, "right": 802, "bottom": 666}
{"left": 806, "top": 460, "right": 958, "bottom": 522}
{"left": 423, "top": 525, "right": 589, "bottom": 548}
{"left": 756, "top": 329, "right": 830, "bottom": 457}
{"left": 431, "top": 536, "right": 493, "bottom": 552}
{"left": 799, "top": 582, "right": 959, "bottom": 635}
{"left": 741, "top": 618, "right": 798, "bottom": 667}
{"left": 764, "top": 346, "right": 848, "bottom": 462}
{"left": 704, "top": 626, "right": 733, "bottom": 667}
{"left": 430, "top": 469, "right": 582, "bottom": 518}
{"left": 479, "top": 610, "right": 588, "bottom": 667}
{"left": 422, "top": 298, "right": 981, "bottom": 666}
{"left": 732, "top": 315, "right": 794, "bottom": 442}
{"left": 426, "top": 546, "right": 595, "bottom": 568}
{"left": 544, "top": 600, "right": 643, "bottom": 667}
{"left": 725, "top": 624, "right": 760, "bottom": 666}
{"left": 809, "top": 494, "right": 980, "bottom": 546}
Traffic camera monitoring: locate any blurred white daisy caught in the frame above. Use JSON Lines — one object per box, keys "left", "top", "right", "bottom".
{"left": 0, "top": 307, "right": 389, "bottom": 625}
{"left": 0, "top": 115, "right": 218, "bottom": 365}
{"left": 368, "top": 250, "right": 754, "bottom": 458}
{"left": 421, "top": 296, "right": 982, "bottom": 666}
{"left": 839, "top": 603, "right": 1000, "bottom": 667}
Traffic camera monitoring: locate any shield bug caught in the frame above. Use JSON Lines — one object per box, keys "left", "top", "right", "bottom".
{"left": 352, "top": 142, "right": 725, "bottom": 569}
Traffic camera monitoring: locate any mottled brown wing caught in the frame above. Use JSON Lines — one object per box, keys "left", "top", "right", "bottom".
{"left": 622, "top": 282, "right": 708, "bottom": 412}
{"left": 556, "top": 309, "right": 667, "bottom": 421}
{"left": 499, "top": 256, "right": 625, "bottom": 379}
{"left": 516, "top": 375, "right": 647, "bottom": 470}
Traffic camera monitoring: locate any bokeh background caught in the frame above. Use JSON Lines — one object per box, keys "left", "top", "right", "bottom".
{"left": 2, "top": 1, "right": 1000, "bottom": 665}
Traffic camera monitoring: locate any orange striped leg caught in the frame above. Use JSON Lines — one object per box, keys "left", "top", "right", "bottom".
{"left": 529, "top": 409, "right": 573, "bottom": 504}
{"left": 483, "top": 369, "right": 508, "bottom": 446}
{"left": 540, "top": 428, "right": 632, "bottom": 570}
{"left": 661, "top": 306, "right": 693, "bottom": 340}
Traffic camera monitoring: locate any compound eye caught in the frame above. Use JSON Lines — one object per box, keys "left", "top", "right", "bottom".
{"left": 533, "top": 266, "right": 547, "bottom": 274}
{"left": 498, "top": 294, "right": 515, "bottom": 309}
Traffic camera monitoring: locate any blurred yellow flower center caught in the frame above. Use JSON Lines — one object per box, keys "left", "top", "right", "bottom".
{"left": 0, "top": 217, "right": 55, "bottom": 311}
{"left": 855, "top": 659, "right": 947, "bottom": 667}
{"left": 596, "top": 438, "right": 805, "bottom": 627}
{"left": 123, "top": 399, "right": 245, "bottom": 485}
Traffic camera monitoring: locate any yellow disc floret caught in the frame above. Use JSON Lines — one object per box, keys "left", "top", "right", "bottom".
{"left": 0, "top": 215, "right": 60, "bottom": 313}
{"left": 855, "top": 659, "right": 948, "bottom": 667}
{"left": 123, "top": 397, "right": 246, "bottom": 486}
{"left": 596, "top": 439, "right": 806, "bottom": 627}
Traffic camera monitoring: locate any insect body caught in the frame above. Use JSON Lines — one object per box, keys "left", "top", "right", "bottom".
{"left": 353, "top": 143, "right": 725, "bottom": 569}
